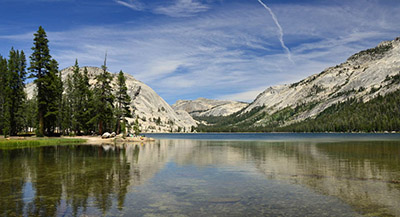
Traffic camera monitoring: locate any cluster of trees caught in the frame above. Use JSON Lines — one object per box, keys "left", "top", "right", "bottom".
{"left": 0, "top": 26, "right": 135, "bottom": 137}
{"left": 0, "top": 48, "right": 30, "bottom": 136}
{"left": 61, "top": 60, "right": 133, "bottom": 136}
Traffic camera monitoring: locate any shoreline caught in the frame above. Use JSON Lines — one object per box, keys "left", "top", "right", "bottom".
{"left": 77, "top": 135, "right": 156, "bottom": 144}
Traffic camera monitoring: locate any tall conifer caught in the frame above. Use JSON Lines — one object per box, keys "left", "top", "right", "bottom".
{"left": 43, "top": 59, "right": 61, "bottom": 134}
{"left": 0, "top": 56, "right": 8, "bottom": 135}
{"left": 71, "top": 59, "right": 83, "bottom": 134}
{"left": 90, "top": 56, "right": 115, "bottom": 135}
{"left": 29, "top": 26, "right": 51, "bottom": 136}
{"left": 29, "top": 26, "right": 61, "bottom": 136}
{"left": 115, "top": 70, "right": 132, "bottom": 134}
{"left": 81, "top": 67, "right": 94, "bottom": 134}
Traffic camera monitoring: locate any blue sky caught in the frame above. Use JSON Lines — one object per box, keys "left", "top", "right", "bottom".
{"left": 0, "top": 0, "right": 399, "bottom": 104}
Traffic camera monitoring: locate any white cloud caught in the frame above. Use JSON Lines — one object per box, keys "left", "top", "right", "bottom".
{"left": 154, "top": 0, "right": 210, "bottom": 17}
{"left": 219, "top": 88, "right": 267, "bottom": 103}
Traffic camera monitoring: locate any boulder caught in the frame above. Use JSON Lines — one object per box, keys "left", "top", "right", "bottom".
{"left": 102, "top": 132, "right": 111, "bottom": 139}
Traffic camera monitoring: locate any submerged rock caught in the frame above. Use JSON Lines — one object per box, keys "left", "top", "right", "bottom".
{"left": 208, "top": 197, "right": 241, "bottom": 203}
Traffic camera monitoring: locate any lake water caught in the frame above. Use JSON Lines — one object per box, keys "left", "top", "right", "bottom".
{"left": 1, "top": 133, "right": 400, "bottom": 216}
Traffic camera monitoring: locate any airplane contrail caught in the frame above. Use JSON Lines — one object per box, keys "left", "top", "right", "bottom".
{"left": 257, "top": 0, "right": 294, "bottom": 63}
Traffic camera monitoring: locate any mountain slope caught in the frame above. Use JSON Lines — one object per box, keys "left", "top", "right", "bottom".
{"left": 172, "top": 97, "right": 248, "bottom": 117}
{"left": 26, "top": 66, "right": 197, "bottom": 133}
{"left": 199, "top": 37, "right": 400, "bottom": 131}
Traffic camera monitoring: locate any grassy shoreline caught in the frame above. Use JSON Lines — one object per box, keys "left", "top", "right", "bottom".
{"left": 0, "top": 137, "right": 87, "bottom": 149}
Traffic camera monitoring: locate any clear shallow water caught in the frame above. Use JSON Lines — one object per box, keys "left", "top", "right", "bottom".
{"left": 1, "top": 134, "right": 400, "bottom": 216}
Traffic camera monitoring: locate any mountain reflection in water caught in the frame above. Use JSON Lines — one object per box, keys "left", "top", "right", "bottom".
{"left": 0, "top": 137, "right": 399, "bottom": 216}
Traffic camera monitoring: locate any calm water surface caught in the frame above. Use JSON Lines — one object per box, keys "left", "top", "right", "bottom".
{"left": 1, "top": 133, "right": 400, "bottom": 216}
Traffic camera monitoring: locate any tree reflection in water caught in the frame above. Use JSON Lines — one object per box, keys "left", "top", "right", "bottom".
{"left": 0, "top": 144, "right": 150, "bottom": 216}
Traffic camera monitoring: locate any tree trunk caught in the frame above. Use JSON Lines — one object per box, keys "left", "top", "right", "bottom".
{"left": 38, "top": 110, "right": 44, "bottom": 137}
{"left": 99, "top": 120, "right": 103, "bottom": 135}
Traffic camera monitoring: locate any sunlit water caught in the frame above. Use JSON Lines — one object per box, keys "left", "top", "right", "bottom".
{"left": 1, "top": 133, "right": 400, "bottom": 216}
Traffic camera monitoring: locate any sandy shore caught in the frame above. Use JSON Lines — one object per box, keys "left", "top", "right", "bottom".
{"left": 77, "top": 136, "right": 156, "bottom": 144}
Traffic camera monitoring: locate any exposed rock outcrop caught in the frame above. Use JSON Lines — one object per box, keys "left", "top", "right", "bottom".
{"left": 172, "top": 97, "right": 248, "bottom": 117}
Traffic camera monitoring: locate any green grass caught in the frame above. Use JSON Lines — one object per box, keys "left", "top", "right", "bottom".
{"left": 0, "top": 138, "right": 86, "bottom": 150}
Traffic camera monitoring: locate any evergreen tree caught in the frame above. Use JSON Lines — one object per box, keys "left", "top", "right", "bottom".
{"left": 64, "top": 63, "right": 95, "bottom": 135}
{"left": 56, "top": 67, "right": 63, "bottom": 134}
{"left": 1, "top": 48, "right": 27, "bottom": 137}
{"left": 23, "top": 97, "right": 38, "bottom": 133}
{"left": 81, "top": 67, "right": 94, "bottom": 134}
{"left": 0, "top": 56, "right": 8, "bottom": 135}
{"left": 90, "top": 56, "right": 115, "bottom": 135}
{"left": 115, "top": 70, "right": 132, "bottom": 134}
{"left": 62, "top": 75, "right": 74, "bottom": 135}
{"left": 71, "top": 59, "right": 83, "bottom": 134}
{"left": 29, "top": 26, "right": 52, "bottom": 137}
{"left": 42, "top": 59, "right": 61, "bottom": 135}
{"left": 133, "top": 116, "right": 140, "bottom": 136}
{"left": 29, "top": 26, "right": 61, "bottom": 136}
{"left": 6, "top": 48, "right": 27, "bottom": 136}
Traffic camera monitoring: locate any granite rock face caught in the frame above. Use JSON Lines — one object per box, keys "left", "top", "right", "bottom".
{"left": 172, "top": 97, "right": 248, "bottom": 117}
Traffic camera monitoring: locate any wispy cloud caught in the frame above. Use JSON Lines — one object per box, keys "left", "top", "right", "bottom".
{"left": 257, "top": 0, "right": 293, "bottom": 63}
{"left": 154, "top": 0, "right": 210, "bottom": 17}
{"left": 114, "top": 0, "right": 144, "bottom": 11}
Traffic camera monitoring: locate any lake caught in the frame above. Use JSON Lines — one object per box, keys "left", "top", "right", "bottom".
{"left": 1, "top": 133, "right": 400, "bottom": 216}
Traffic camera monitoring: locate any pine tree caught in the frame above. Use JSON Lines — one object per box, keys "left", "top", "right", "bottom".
{"left": 1, "top": 48, "right": 27, "bottom": 137}
{"left": 6, "top": 48, "right": 27, "bottom": 136}
{"left": 29, "top": 26, "right": 52, "bottom": 137}
{"left": 23, "top": 97, "right": 37, "bottom": 133}
{"left": 115, "top": 70, "right": 132, "bottom": 134}
{"left": 0, "top": 56, "right": 8, "bottom": 135}
{"left": 71, "top": 59, "right": 83, "bottom": 134}
{"left": 90, "top": 56, "right": 115, "bottom": 135}
{"left": 29, "top": 26, "right": 61, "bottom": 136}
{"left": 62, "top": 75, "right": 74, "bottom": 135}
{"left": 81, "top": 67, "right": 94, "bottom": 134}
{"left": 56, "top": 67, "right": 63, "bottom": 134}
{"left": 133, "top": 116, "right": 140, "bottom": 136}
{"left": 43, "top": 59, "right": 61, "bottom": 135}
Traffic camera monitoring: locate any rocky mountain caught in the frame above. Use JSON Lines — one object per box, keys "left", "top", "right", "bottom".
{"left": 199, "top": 37, "right": 400, "bottom": 130}
{"left": 26, "top": 67, "right": 197, "bottom": 133}
{"left": 172, "top": 97, "right": 248, "bottom": 117}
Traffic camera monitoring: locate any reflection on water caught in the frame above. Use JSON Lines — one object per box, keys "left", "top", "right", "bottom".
{"left": 0, "top": 137, "right": 400, "bottom": 216}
